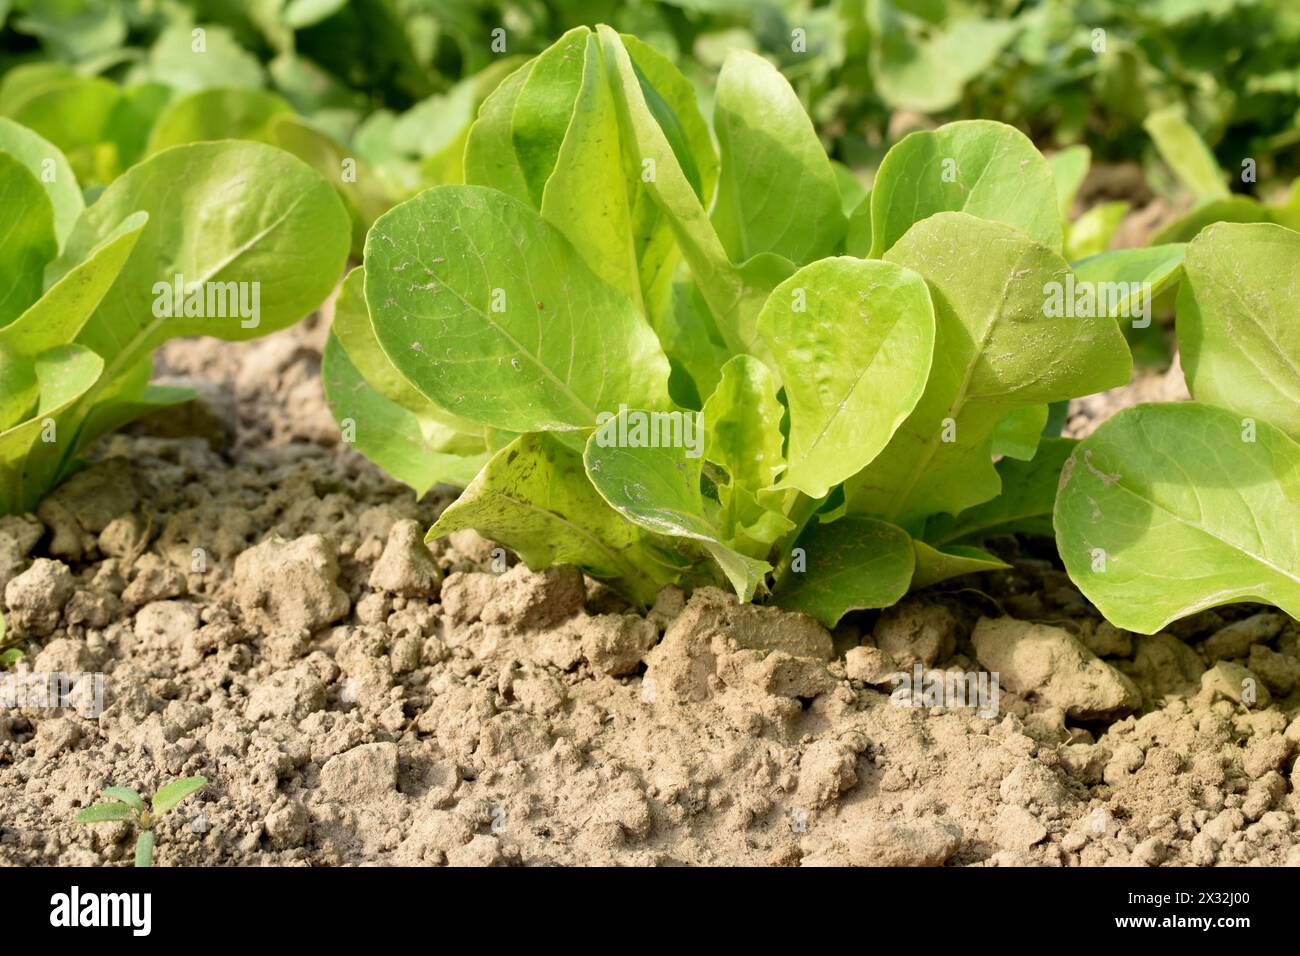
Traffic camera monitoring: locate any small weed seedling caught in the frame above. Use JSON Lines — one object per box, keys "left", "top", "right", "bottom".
{"left": 0, "top": 611, "right": 21, "bottom": 668}
{"left": 75, "top": 776, "right": 207, "bottom": 867}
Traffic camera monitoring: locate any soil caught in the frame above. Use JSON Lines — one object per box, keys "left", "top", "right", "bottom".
{"left": 1, "top": 304, "right": 1297, "bottom": 868}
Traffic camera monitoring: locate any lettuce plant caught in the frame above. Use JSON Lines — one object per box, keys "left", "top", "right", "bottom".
{"left": 328, "top": 25, "right": 1143, "bottom": 625}
{"left": 1055, "top": 221, "right": 1300, "bottom": 633}
{"left": 0, "top": 117, "right": 350, "bottom": 515}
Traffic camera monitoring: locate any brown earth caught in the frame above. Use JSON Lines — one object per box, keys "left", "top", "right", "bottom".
{"left": 1, "top": 317, "right": 1297, "bottom": 868}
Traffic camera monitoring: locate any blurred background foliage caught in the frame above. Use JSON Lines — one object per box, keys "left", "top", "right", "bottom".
{"left": 2, "top": 0, "right": 1297, "bottom": 211}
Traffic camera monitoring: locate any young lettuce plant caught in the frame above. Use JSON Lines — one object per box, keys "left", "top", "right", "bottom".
{"left": 331, "top": 26, "right": 1135, "bottom": 625}
{"left": 0, "top": 117, "right": 350, "bottom": 516}
{"left": 1055, "top": 221, "right": 1300, "bottom": 633}
{"left": 76, "top": 776, "right": 207, "bottom": 867}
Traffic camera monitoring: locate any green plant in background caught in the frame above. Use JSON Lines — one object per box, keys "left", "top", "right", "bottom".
{"left": 9, "top": 1, "right": 1300, "bottom": 202}
{"left": 0, "top": 3, "right": 513, "bottom": 254}
{"left": 0, "top": 0, "right": 727, "bottom": 234}
{"left": 1046, "top": 138, "right": 1190, "bottom": 370}
{"left": 328, "top": 26, "right": 1144, "bottom": 625}
{"left": 1052, "top": 106, "right": 1300, "bottom": 371}
{"left": 0, "top": 0, "right": 514, "bottom": 136}
{"left": 1143, "top": 105, "right": 1300, "bottom": 243}
{"left": 807, "top": 0, "right": 1300, "bottom": 180}
{"left": 0, "top": 118, "right": 350, "bottom": 516}
{"left": 75, "top": 776, "right": 207, "bottom": 867}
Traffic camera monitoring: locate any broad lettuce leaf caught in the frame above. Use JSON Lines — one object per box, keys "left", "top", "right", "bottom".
{"left": 538, "top": 30, "right": 648, "bottom": 312}
{"left": 1143, "top": 106, "right": 1229, "bottom": 201}
{"left": 463, "top": 59, "right": 534, "bottom": 203}
{"left": 466, "top": 27, "right": 715, "bottom": 334}
{"left": 0, "top": 152, "right": 57, "bottom": 326}
{"left": 146, "top": 88, "right": 294, "bottom": 153}
{"left": 1054, "top": 403, "right": 1300, "bottom": 633}
{"left": 511, "top": 28, "right": 589, "bottom": 207}
{"left": 772, "top": 516, "right": 914, "bottom": 626}
{"left": 142, "top": 88, "right": 396, "bottom": 256}
{"left": 323, "top": 268, "right": 488, "bottom": 495}
{"left": 712, "top": 50, "right": 846, "bottom": 265}
{"left": 1072, "top": 244, "right": 1187, "bottom": 314}
{"left": 0, "top": 346, "right": 104, "bottom": 513}
{"left": 870, "top": 120, "right": 1064, "bottom": 257}
{"left": 1177, "top": 222, "right": 1300, "bottom": 441}
{"left": 598, "top": 25, "right": 791, "bottom": 359}
{"left": 846, "top": 213, "right": 1131, "bottom": 527}
{"left": 757, "top": 257, "right": 935, "bottom": 499}
{"left": 0, "top": 117, "right": 83, "bottom": 250}
{"left": 0, "top": 211, "right": 147, "bottom": 431}
{"left": 1, "top": 139, "right": 349, "bottom": 514}
{"left": 364, "top": 184, "right": 672, "bottom": 434}
{"left": 3, "top": 74, "right": 123, "bottom": 184}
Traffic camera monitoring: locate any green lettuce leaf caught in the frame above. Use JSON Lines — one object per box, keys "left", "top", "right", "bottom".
{"left": 364, "top": 184, "right": 672, "bottom": 434}
{"left": 0, "top": 152, "right": 57, "bottom": 326}
{"left": 1065, "top": 200, "right": 1129, "bottom": 261}
{"left": 432, "top": 433, "right": 685, "bottom": 606}
{"left": 146, "top": 88, "right": 293, "bottom": 153}
{"left": 0, "top": 345, "right": 104, "bottom": 513}
{"left": 584, "top": 410, "right": 769, "bottom": 600}
{"left": 712, "top": 50, "right": 846, "bottom": 265}
{"left": 925, "top": 437, "right": 1077, "bottom": 544}
{"left": 0, "top": 116, "right": 83, "bottom": 250}
{"left": 772, "top": 516, "right": 914, "bottom": 626}
{"left": 870, "top": 120, "right": 1064, "bottom": 257}
{"left": 598, "top": 25, "right": 789, "bottom": 358}
{"left": 1054, "top": 403, "right": 1300, "bottom": 633}
{"left": 4, "top": 139, "right": 349, "bottom": 513}
{"left": 1049, "top": 144, "right": 1090, "bottom": 218}
{"left": 700, "top": 354, "right": 789, "bottom": 547}
{"left": 1071, "top": 244, "right": 1187, "bottom": 318}
{"left": 323, "top": 269, "right": 488, "bottom": 495}
{"left": 847, "top": 213, "right": 1131, "bottom": 527}
{"left": 910, "top": 540, "right": 1008, "bottom": 591}
{"left": 1177, "top": 222, "right": 1300, "bottom": 441}
{"left": 757, "top": 256, "right": 935, "bottom": 499}
{"left": 1144, "top": 106, "right": 1229, "bottom": 200}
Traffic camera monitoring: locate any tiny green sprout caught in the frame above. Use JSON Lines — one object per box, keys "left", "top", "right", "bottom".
{"left": 0, "top": 612, "right": 21, "bottom": 669}
{"left": 75, "top": 776, "right": 207, "bottom": 867}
